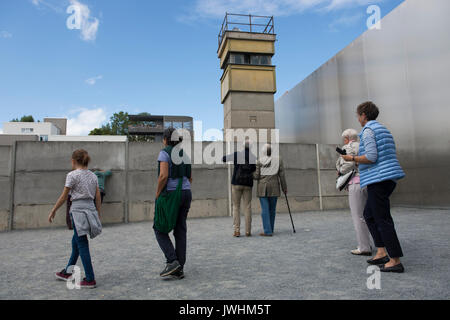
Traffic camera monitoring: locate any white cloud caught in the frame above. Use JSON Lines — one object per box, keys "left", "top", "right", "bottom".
{"left": 0, "top": 31, "right": 12, "bottom": 38}
{"left": 67, "top": 108, "right": 107, "bottom": 136}
{"left": 30, "top": 0, "right": 63, "bottom": 13}
{"left": 85, "top": 75, "right": 103, "bottom": 85}
{"left": 324, "top": 0, "right": 384, "bottom": 11}
{"left": 68, "top": 0, "right": 100, "bottom": 42}
{"left": 0, "top": 128, "right": 3, "bottom": 134}
{"left": 183, "top": 0, "right": 384, "bottom": 20}
{"left": 328, "top": 12, "right": 363, "bottom": 31}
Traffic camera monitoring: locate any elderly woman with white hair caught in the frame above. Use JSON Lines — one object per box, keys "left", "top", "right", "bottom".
{"left": 336, "top": 129, "right": 372, "bottom": 255}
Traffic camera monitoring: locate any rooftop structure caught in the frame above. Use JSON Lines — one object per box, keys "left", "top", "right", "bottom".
{"left": 128, "top": 115, "right": 193, "bottom": 142}
{"left": 44, "top": 118, "right": 67, "bottom": 135}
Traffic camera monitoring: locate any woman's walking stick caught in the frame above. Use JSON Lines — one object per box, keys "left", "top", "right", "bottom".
{"left": 284, "top": 192, "right": 296, "bottom": 233}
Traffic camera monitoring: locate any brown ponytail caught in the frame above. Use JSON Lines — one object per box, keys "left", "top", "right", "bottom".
{"left": 72, "top": 149, "right": 90, "bottom": 167}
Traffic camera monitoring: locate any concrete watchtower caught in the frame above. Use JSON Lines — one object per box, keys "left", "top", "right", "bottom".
{"left": 217, "top": 13, "right": 276, "bottom": 141}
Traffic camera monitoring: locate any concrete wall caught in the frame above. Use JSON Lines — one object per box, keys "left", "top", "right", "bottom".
{"left": 1, "top": 141, "right": 348, "bottom": 231}
{"left": 0, "top": 146, "right": 12, "bottom": 231}
{"left": 0, "top": 134, "right": 39, "bottom": 146}
{"left": 13, "top": 142, "right": 127, "bottom": 230}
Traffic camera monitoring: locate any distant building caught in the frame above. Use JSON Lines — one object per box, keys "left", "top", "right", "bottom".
{"left": 1, "top": 117, "right": 125, "bottom": 143}
{"left": 128, "top": 115, "right": 193, "bottom": 142}
{"left": 44, "top": 118, "right": 67, "bottom": 135}
{"left": 48, "top": 135, "right": 127, "bottom": 142}
{"left": 2, "top": 118, "right": 67, "bottom": 141}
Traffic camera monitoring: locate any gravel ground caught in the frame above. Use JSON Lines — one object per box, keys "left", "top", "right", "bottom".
{"left": 0, "top": 207, "right": 449, "bottom": 300}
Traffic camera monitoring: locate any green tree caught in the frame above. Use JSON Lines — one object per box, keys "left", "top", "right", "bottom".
{"left": 11, "top": 115, "right": 35, "bottom": 122}
{"left": 89, "top": 127, "right": 112, "bottom": 136}
{"left": 109, "top": 111, "right": 129, "bottom": 135}
{"left": 89, "top": 112, "right": 129, "bottom": 136}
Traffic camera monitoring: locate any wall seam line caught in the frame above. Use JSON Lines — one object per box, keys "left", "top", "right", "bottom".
{"left": 316, "top": 144, "right": 323, "bottom": 211}
{"left": 124, "top": 140, "right": 130, "bottom": 224}
{"left": 8, "top": 141, "right": 17, "bottom": 231}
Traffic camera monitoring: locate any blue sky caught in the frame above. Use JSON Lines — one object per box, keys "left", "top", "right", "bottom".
{"left": 0, "top": 0, "right": 404, "bottom": 137}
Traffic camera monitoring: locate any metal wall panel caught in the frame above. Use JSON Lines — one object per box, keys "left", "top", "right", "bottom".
{"left": 336, "top": 37, "right": 369, "bottom": 132}
{"left": 316, "top": 56, "right": 341, "bottom": 144}
{"left": 275, "top": 0, "right": 450, "bottom": 206}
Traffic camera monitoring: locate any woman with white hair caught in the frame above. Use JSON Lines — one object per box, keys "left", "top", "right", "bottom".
{"left": 254, "top": 144, "right": 287, "bottom": 236}
{"left": 336, "top": 129, "right": 372, "bottom": 255}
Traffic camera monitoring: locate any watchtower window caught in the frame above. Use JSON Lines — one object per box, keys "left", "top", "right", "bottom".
{"left": 250, "top": 55, "right": 271, "bottom": 65}
{"left": 228, "top": 53, "right": 271, "bottom": 66}
{"left": 229, "top": 53, "right": 250, "bottom": 64}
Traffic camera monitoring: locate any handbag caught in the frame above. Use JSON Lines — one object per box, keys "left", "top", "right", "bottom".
{"left": 66, "top": 195, "right": 73, "bottom": 230}
{"left": 153, "top": 178, "right": 183, "bottom": 233}
{"left": 336, "top": 170, "right": 355, "bottom": 191}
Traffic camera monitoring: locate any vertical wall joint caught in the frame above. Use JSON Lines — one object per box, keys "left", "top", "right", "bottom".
{"left": 8, "top": 141, "right": 17, "bottom": 231}
{"left": 316, "top": 144, "right": 323, "bottom": 211}
{"left": 124, "top": 140, "right": 130, "bottom": 223}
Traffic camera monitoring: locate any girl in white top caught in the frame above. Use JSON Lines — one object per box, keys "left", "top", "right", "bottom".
{"left": 48, "top": 149, "right": 102, "bottom": 289}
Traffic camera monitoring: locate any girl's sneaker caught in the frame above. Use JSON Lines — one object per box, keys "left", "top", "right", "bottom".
{"left": 80, "top": 278, "right": 97, "bottom": 289}
{"left": 55, "top": 269, "right": 72, "bottom": 281}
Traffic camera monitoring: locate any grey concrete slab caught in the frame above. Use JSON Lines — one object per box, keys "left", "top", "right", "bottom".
{"left": 0, "top": 146, "right": 11, "bottom": 177}
{"left": 319, "top": 144, "right": 340, "bottom": 170}
{"left": 0, "top": 210, "right": 9, "bottom": 231}
{"left": 128, "top": 142, "right": 161, "bottom": 171}
{"left": 280, "top": 144, "right": 317, "bottom": 170}
{"left": 0, "top": 177, "right": 11, "bottom": 210}
{"left": 284, "top": 169, "right": 319, "bottom": 197}
{"left": 0, "top": 207, "right": 448, "bottom": 300}
{"left": 13, "top": 170, "right": 126, "bottom": 205}
{"left": 190, "top": 168, "right": 229, "bottom": 200}
{"left": 320, "top": 170, "right": 343, "bottom": 197}
{"left": 15, "top": 141, "right": 126, "bottom": 172}
{"left": 14, "top": 172, "right": 66, "bottom": 205}
{"left": 100, "top": 171, "right": 126, "bottom": 202}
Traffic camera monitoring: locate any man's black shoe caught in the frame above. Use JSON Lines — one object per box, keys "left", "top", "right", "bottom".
{"left": 160, "top": 260, "right": 182, "bottom": 277}
{"left": 380, "top": 263, "right": 404, "bottom": 273}
{"left": 367, "top": 256, "right": 389, "bottom": 265}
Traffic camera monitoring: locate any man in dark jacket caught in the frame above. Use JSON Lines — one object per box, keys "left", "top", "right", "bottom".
{"left": 222, "top": 139, "right": 256, "bottom": 237}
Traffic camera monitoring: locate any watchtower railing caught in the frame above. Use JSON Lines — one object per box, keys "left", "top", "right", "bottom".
{"left": 218, "top": 13, "right": 275, "bottom": 48}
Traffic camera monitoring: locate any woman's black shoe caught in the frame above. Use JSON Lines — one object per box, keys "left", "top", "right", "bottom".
{"left": 380, "top": 263, "right": 404, "bottom": 273}
{"left": 171, "top": 270, "right": 185, "bottom": 280}
{"left": 160, "top": 260, "right": 181, "bottom": 277}
{"left": 367, "top": 256, "right": 389, "bottom": 265}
